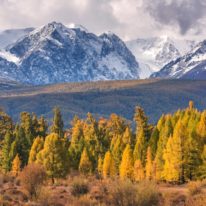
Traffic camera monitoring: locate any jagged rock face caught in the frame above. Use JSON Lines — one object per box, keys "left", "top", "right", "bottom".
{"left": 126, "top": 37, "right": 196, "bottom": 78}
{"left": 0, "top": 22, "right": 139, "bottom": 85}
{"left": 151, "top": 40, "right": 206, "bottom": 79}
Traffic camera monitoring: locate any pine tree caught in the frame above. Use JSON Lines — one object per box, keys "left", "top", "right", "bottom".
{"left": 163, "top": 121, "right": 186, "bottom": 183}
{"left": 0, "top": 110, "right": 13, "bottom": 140}
{"left": 36, "top": 133, "right": 69, "bottom": 183}
{"left": 145, "top": 147, "right": 153, "bottom": 180}
{"left": 119, "top": 145, "right": 134, "bottom": 180}
{"left": 134, "top": 160, "right": 145, "bottom": 181}
{"left": 155, "top": 115, "right": 173, "bottom": 180}
{"left": 196, "top": 111, "right": 206, "bottom": 144}
{"left": 68, "top": 118, "right": 84, "bottom": 170}
{"left": 102, "top": 151, "right": 116, "bottom": 178}
{"left": 198, "top": 145, "right": 206, "bottom": 179}
{"left": 51, "top": 107, "right": 64, "bottom": 138}
{"left": 133, "top": 128, "right": 147, "bottom": 166}
{"left": 184, "top": 132, "right": 201, "bottom": 180}
{"left": 12, "top": 154, "right": 21, "bottom": 176}
{"left": 38, "top": 116, "right": 48, "bottom": 137}
{"left": 148, "top": 127, "right": 159, "bottom": 160}
{"left": 28, "top": 137, "right": 44, "bottom": 164}
{"left": 1, "top": 131, "right": 13, "bottom": 173}
{"left": 79, "top": 148, "right": 92, "bottom": 174}
{"left": 14, "top": 125, "right": 29, "bottom": 167}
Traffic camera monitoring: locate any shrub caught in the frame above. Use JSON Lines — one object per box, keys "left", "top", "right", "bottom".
{"left": 136, "top": 181, "right": 160, "bottom": 206}
{"left": 187, "top": 181, "right": 202, "bottom": 196}
{"left": 108, "top": 179, "right": 160, "bottom": 206}
{"left": 71, "top": 177, "right": 89, "bottom": 197}
{"left": 108, "top": 179, "right": 138, "bottom": 206}
{"left": 19, "top": 163, "right": 46, "bottom": 199}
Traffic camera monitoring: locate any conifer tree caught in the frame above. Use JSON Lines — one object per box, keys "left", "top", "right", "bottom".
{"left": 37, "top": 133, "right": 68, "bottom": 183}
{"left": 1, "top": 131, "right": 13, "bottom": 173}
{"left": 134, "top": 159, "right": 144, "bottom": 181}
{"left": 119, "top": 145, "right": 134, "bottom": 180}
{"left": 184, "top": 132, "right": 201, "bottom": 180}
{"left": 199, "top": 145, "right": 206, "bottom": 179}
{"left": 163, "top": 121, "right": 186, "bottom": 183}
{"left": 12, "top": 154, "right": 21, "bottom": 176}
{"left": 51, "top": 107, "right": 64, "bottom": 138}
{"left": 79, "top": 148, "right": 92, "bottom": 174}
{"left": 68, "top": 118, "right": 84, "bottom": 170}
{"left": 133, "top": 128, "right": 147, "bottom": 166}
{"left": 148, "top": 127, "right": 159, "bottom": 160}
{"left": 145, "top": 147, "right": 153, "bottom": 180}
{"left": 28, "top": 137, "right": 44, "bottom": 164}
{"left": 14, "top": 125, "right": 29, "bottom": 167}
{"left": 155, "top": 116, "right": 173, "bottom": 180}
{"left": 38, "top": 116, "right": 48, "bottom": 137}
{"left": 134, "top": 106, "right": 151, "bottom": 141}
{"left": 196, "top": 111, "right": 206, "bottom": 144}
{"left": 102, "top": 151, "right": 116, "bottom": 178}
{"left": 0, "top": 110, "right": 13, "bottom": 140}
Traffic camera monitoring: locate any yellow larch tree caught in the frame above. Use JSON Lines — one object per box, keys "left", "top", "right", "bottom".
{"left": 134, "top": 159, "right": 145, "bottom": 181}
{"left": 28, "top": 136, "right": 44, "bottom": 164}
{"left": 102, "top": 151, "right": 116, "bottom": 178}
{"left": 119, "top": 144, "right": 134, "bottom": 180}
{"left": 145, "top": 146, "right": 153, "bottom": 180}
{"left": 79, "top": 148, "right": 92, "bottom": 174}
{"left": 12, "top": 154, "right": 21, "bottom": 176}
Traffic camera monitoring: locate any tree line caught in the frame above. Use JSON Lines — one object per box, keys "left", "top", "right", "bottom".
{"left": 0, "top": 101, "right": 205, "bottom": 183}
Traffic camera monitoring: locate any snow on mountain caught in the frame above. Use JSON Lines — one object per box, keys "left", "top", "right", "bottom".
{"left": 0, "top": 28, "right": 34, "bottom": 49}
{"left": 151, "top": 40, "right": 206, "bottom": 79}
{"left": 0, "top": 22, "right": 139, "bottom": 85}
{"left": 126, "top": 36, "right": 196, "bottom": 78}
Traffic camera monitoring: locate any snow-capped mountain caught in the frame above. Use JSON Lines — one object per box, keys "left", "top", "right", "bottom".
{"left": 151, "top": 40, "right": 206, "bottom": 79}
{"left": 126, "top": 37, "right": 196, "bottom": 78}
{"left": 0, "top": 28, "right": 34, "bottom": 49}
{"left": 0, "top": 22, "right": 140, "bottom": 85}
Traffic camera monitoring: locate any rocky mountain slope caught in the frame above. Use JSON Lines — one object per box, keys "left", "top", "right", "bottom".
{"left": 151, "top": 40, "right": 206, "bottom": 79}
{"left": 0, "top": 22, "right": 140, "bottom": 85}
{"left": 126, "top": 37, "right": 196, "bottom": 78}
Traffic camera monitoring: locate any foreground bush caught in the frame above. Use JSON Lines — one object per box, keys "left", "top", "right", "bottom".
{"left": 19, "top": 163, "right": 46, "bottom": 199}
{"left": 71, "top": 177, "right": 89, "bottom": 197}
{"left": 108, "top": 179, "right": 160, "bottom": 206}
{"left": 185, "top": 194, "right": 206, "bottom": 206}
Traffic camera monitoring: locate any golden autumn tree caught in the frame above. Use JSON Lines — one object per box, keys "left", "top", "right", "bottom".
{"left": 134, "top": 159, "right": 144, "bottom": 181}
{"left": 28, "top": 136, "right": 44, "bottom": 164}
{"left": 199, "top": 145, "right": 206, "bottom": 179}
{"left": 79, "top": 148, "right": 92, "bottom": 174}
{"left": 119, "top": 144, "right": 134, "bottom": 180}
{"left": 163, "top": 121, "right": 186, "bottom": 183}
{"left": 102, "top": 151, "right": 116, "bottom": 178}
{"left": 36, "top": 133, "right": 69, "bottom": 183}
{"left": 133, "top": 128, "right": 147, "bottom": 166}
{"left": 12, "top": 154, "right": 21, "bottom": 176}
{"left": 145, "top": 147, "right": 153, "bottom": 180}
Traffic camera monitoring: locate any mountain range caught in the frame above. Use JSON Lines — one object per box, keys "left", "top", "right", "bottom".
{"left": 0, "top": 22, "right": 206, "bottom": 84}
{"left": 0, "top": 22, "right": 139, "bottom": 85}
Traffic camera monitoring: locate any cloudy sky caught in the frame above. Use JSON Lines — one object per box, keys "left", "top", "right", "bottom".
{"left": 0, "top": 0, "right": 206, "bottom": 40}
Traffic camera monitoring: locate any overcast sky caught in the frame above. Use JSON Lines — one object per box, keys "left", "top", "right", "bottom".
{"left": 0, "top": 0, "right": 206, "bottom": 40}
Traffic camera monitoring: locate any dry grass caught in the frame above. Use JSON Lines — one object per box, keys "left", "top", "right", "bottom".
{"left": 187, "top": 181, "right": 202, "bottom": 196}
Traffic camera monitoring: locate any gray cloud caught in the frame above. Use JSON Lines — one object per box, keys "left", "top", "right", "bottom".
{"left": 0, "top": 0, "right": 206, "bottom": 40}
{"left": 145, "top": 0, "right": 206, "bottom": 35}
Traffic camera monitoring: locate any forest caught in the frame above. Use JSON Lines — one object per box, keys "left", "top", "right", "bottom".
{"left": 0, "top": 100, "right": 205, "bottom": 184}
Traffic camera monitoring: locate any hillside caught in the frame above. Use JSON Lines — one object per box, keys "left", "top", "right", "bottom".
{"left": 1, "top": 79, "right": 206, "bottom": 124}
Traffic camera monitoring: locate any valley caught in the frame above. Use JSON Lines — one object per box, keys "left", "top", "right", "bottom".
{"left": 1, "top": 79, "right": 206, "bottom": 124}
